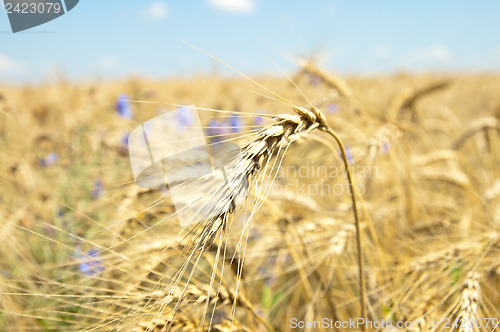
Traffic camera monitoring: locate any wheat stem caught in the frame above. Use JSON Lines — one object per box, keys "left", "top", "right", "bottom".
{"left": 323, "top": 126, "right": 366, "bottom": 331}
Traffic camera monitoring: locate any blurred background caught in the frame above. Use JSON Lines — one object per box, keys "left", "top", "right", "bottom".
{"left": 1, "top": 0, "right": 500, "bottom": 82}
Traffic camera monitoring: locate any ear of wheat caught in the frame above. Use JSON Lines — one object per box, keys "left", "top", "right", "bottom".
{"left": 455, "top": 272, "right": 481, "bottom": 332}
{"left": 164, "top": 103, "right": 367, "bottom": 329}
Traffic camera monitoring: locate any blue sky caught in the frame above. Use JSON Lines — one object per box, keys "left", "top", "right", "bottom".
{"left": 1, "top": 1, "right": 500, "bottom": 82}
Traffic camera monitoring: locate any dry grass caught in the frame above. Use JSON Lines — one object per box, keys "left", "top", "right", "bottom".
{"left": 1, "top": 66, "right": 500, "bottom": 331}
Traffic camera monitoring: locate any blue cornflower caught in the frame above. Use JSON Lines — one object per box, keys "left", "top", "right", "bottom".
{"left": 228, "top": 110, "right": 243, "bottom": 134}
{"left": 39, "top": 152, "right": 58, "bottom": 167}
{"left": 327, "top": 103, "right": 339, "bottom": 113}
{"left": 120, "top": 131, "right": 130, "bottom": 155}
{"left": 207, "top": 118, "right": 229, "bottom": 143}
{"left": 382, "top": 142, "right": 390, "bottom": 154}
{"left": 79, "top": 249, "right": 103, "bottom": 276}
{"left": 254, "top": 110, "right": 265, "bottom": 128}
{"left": 340, "top": 146, "right": 353, "bottom": 164}
{"left": 309, "top": 73, "right": 321, "bottom": 87}
{"left": 116, "top": 93, "right": 133, "bottom": 119}
{"left": 91, "top": 178, "right": 104, "bottom": 199}
{"left": 175, "top": 106, "right": 194, "bottom": 129}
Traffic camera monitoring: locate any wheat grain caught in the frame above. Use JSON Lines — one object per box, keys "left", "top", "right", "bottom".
{"left": 456, "top": 272, "right": 481, "bottom": 332}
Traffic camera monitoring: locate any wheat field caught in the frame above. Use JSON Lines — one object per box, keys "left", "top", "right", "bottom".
{"left": 1, "top": 64, "right": 500, "bottom": 331}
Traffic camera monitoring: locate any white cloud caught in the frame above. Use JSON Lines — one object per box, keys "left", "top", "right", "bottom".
{"left": 209, "top": 0, "right": 254, "bottom": 13}
{"left": 415, "top": 45, "right": 451, "bottom": 61}
{"left": 98, "top": 56, "right": 120, "bottom": 70}
{"left": 141, "top": 2, "right": 169, "bottom": 20}
{"left": 0, "top": 54, "right": 26, "bottom": 73}
{"left": 0, "top": 55, "right": 11, "bottom": 71}
{"left": 374, "top": 45, "right": 391, "bottom": 59}
{"left": 400, "top": 45, "right": 452, "bottom": 69}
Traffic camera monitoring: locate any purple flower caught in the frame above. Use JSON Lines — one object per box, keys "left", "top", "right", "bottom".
{"left": 79, "top": 249, "right": 103, "bottom": 276}
{"left": 229, "top": 111, "right": 243, "bottom": 134}
{"left": 120, "top": 131, "right": 130, "bottom": 155}
{"left": 91, "top": 178, "right": 104, "bottom": 199}
{"left": 327, "top": 103, "right": 339, "bottom": 113}
{"left": 207, "top": 118, "right": 230, "bottom": 143}
{"left": 339, "top": 146, "right": 353, "bottom": 164}
{"left": 57, "top": 207, "right": 64, "bottom": 217}
{"left": 116, "top": 93, "right": 133, "bottom": 119}
{"left": 254, "top": 110, "right": 265, "bottom": 128}
{"left": 122, "top": 132, "right": 129, "bottom": 145}
{"left": 382, "top": 142, "right": 390, "bottom": 154}
{"left": 309, "top": 73, "right": 321, "bottom": 87}
{"left": 38, "top": 152, "right": 58, "bottom": 167}
{"left": 175, "top": 106, "right": 194, "bottom": 129}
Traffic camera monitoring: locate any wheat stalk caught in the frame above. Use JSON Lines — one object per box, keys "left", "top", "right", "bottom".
{"left": 451, "top": 116, "right": 500, "bottom": 149}
{"left": 387, "top": 80, "right": 450, "bottom": 122}
{"left": 152, "top": 47, "right": 366, "bottom": 326}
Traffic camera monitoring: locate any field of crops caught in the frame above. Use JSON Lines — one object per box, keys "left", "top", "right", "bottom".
{"left": 1, "top": 64, "right": 500, "bottom": 331}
